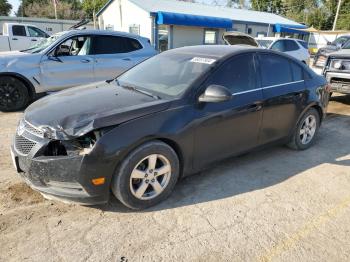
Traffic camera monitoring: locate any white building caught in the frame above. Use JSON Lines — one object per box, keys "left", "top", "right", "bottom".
{"left": 97, "top": 0, "right": 309, "bottom": 51}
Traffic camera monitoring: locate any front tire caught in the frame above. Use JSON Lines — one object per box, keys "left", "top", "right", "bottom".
{"left": 287, "top": 108, "right": 320, "bottom": 150}
{"left": 0, "top": 76, "right": 30, "bottom": 112}
{"left": 111, "top": 141, "right": 180, "bottom": 210}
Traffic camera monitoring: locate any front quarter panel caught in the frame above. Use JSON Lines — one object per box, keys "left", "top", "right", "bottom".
{"left": 85, "top": 102, "right": 195, "bottom": 188}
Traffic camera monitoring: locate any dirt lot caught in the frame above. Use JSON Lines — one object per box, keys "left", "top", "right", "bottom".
{"left": 1, "top": 95, "right": 350, "bottom": 262}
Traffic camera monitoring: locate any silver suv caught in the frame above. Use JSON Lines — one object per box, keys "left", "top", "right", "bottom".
{"left": 0, "top": 30, "right": 157, "bottom": 111}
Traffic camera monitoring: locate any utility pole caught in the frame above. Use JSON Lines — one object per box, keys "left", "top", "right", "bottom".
{"left": 53, "top": 0, "right": 58, "bottom": 20}
{"left": 332, "top": 0, "right": 342, "bottom": 31}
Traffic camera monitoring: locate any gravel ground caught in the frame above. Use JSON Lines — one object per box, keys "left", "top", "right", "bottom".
{"left": 1, "top": 95, "right": 350, "bottom": 262}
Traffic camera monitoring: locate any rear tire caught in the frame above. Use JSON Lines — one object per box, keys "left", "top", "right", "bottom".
{"left": 111, "top": 141, "right": 180, "bottom": 210}
{"left": 0, "top": 76, "right": 30, "bottom": 112}
{"left": 287, "top": 108, "right": 320, "bottom": 150}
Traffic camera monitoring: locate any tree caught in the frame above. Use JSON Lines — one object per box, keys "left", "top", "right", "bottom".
{"left": 251, "top": 0, "right": 285, "bottom": 14}
{"left": 81, "top": 0, "right": 108, "bottom": 19}
{"left": 0, "top": 0, "right": 12, "bottom": 16}
{"left": 335, "top": 0, "right": 350, "bottom": 30}
{"left": 16, "top": 0, "right": 84, "bottom": 20}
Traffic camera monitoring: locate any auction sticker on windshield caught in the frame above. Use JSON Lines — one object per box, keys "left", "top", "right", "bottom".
{"left": 190, "top": 57, "right": 216, "bottom": 64}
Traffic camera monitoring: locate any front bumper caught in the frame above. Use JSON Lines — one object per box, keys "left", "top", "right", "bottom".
{"left": 325, "top": 71, "right": 350, "bottom": 94}
{"left": 10, "top": 135, "right": 112, "bottom": 205}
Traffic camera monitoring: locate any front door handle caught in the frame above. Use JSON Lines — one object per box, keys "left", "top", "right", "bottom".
{"left": 12, "top": 38, "right": 18, "bottom": 40}
{"left": 31, "top": 39, "right": 37, "bottom": 42}
{"left": 80, "top": 59, "right": 91, "bottom": 63}
{"left": 247, "top": 103, "right": 262, "bottom": 112}
{"left": 122, "top": 58, "right": 131, "bottom": 61}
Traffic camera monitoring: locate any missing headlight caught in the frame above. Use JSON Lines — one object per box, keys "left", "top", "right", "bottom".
{"left": 44, "top": 131, "right": 100, "bottom": 157}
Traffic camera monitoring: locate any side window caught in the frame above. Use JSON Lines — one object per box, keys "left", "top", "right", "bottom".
{"left": 123, "top": 38, "right": 142, "bottom": 52}
{"left": 55, "top": 36, "right": 91, "bottom": 56}
{"left": 28, "top": 26, "right": 47, "bottom": 38}
{"left": 284, "top": 40, "right": 299, "bottom": 51}
{"left": 259, "top": 54, "right": 292, "bottom": 86}
{"left": 270, "top": 41, "right": 285, "bottom": 52}
{"left": 290, "top": 61, "right": 304, "bottom": 81}
{"left": 208, "top": 53, "right": 256, "bottom": 93}
{"left": 91, "top": 35, "right": 126, "bottom": 54}
{"left": 297, "top": 40, "right": 308, "bottom": 49}
{"left": 12, "top": 25, "right": 26, "bottom": 36}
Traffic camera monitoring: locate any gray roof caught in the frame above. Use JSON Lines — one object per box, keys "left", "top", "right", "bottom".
{"left": 98, "top": 0, "right": 303, "bottom": 26}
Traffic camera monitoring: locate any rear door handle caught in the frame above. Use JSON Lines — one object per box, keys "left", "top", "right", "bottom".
{"left": 31, "top": 39, "right": 37, "bottom": 42}
{"left": 80, "top": 59, "right": 91, "bottom": 63}
{"left": 12, "top": 38, "right": 18, "bottom": 40}
{"left": 122, "top": 58, "right": 131, "bottom": 61}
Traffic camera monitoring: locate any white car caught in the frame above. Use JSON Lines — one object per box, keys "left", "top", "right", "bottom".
{"left": 256, "top": 37, "right": 310, "bottom": 64}
{"left": 0, "top": 30, "right": 157, "bottom": 111}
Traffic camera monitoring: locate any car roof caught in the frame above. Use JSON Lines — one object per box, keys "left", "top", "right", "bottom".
{"left": 58, "top": 29, "right": 149, "bottom": 41}
{"left": 164, "top": 45, "right": 256, "bottom": 58}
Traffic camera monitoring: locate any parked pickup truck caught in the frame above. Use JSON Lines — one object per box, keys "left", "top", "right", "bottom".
{"left": 323, "top": 44, "right": 350, "bottom": 95}
{"left": 0, "top": 23, "right": 49, "bottom": 52}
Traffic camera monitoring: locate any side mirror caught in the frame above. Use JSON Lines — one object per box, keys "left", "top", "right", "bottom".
{"left": 199, "top": 85, "right": 232, "bottom": 103}
{"left": 327, "top": 41, "right": 332, "bottom": 45}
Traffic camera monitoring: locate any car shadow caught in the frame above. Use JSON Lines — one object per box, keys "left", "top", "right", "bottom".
{"left": 330, "top": 93, "right": 350, "bottom": 105}
{"left": 94, "top": 113, "right": 350, "bottom": 213}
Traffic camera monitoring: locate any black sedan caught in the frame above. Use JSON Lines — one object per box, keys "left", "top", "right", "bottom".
{"left": 11, "top": 45, "right": 329, "bottom": 209}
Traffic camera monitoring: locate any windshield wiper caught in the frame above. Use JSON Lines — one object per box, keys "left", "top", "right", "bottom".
{"left": 118, "top": 82, "right": 160, "bottom": 99}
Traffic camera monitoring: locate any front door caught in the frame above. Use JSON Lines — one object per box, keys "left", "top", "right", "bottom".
{"left": 194, "top": 53, "right": 263, "bottom": 168}
{"left": 40, "top": 35, "right": 95, "bottom": 91}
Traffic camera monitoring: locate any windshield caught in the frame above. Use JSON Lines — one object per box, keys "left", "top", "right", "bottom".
{"left": 343, "top": 41, "right": 350, "bottom": 49}
{"left": 21, "top": 33, "right": 62, "bottom": 53}
{"left": 117, "top": 52, "right": 216, "bottom": 97}
{"left": 257, "top": 39, "right": 273, "bottom": 48}
{"left": 332, "top": 36, "right": 349, "bottom": 46}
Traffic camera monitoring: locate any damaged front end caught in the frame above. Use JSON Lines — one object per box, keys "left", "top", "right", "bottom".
{"left": 10, "top": 119, "right": 112, "bottom": 205}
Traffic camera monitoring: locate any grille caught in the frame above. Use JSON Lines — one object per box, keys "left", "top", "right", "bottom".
{"left": 24, "top": 120, "right": 44, "bottom": 137}
{"left": 15, "top": 134, "right": 37, "bottom": 155}
{"left": 331, "top": 78, "right": 350, "bottom": 85}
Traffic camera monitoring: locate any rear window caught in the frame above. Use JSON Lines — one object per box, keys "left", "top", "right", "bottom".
{"left": 284, "top": 40, "right": 299, "bottom": 51}
{"left": 259, "top": 54, "right": 292, "bottom": 86}
{"left": 297, "top": 40, "right": 308, "bottom": 49}
{"left": 12, "top": 25, "right": 26, "bottom": 36}
{"left": 91, "top": 35, "right": 142, "bottom": 55}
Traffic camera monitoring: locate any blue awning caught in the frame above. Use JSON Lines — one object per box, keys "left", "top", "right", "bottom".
{"left": 157, "top": 11, "right": 233, "bottom": 29}
{"left": 273, "top": 23, "right": 309, "bottom": 34}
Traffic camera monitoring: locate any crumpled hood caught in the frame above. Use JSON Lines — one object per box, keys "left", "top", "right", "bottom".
{"left": 328, "top": 49, "right": 350, "bottom": 58}
{"left": 24, "top": 81, "right": 172, "bottom": 139}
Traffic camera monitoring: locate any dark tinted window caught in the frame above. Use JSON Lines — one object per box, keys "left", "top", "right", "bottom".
{"left": 259, "top": 54, "right": 292, "bottom": 86}
{"left": 284, "top": 40, "right": 299, "bottom": 51}
{"left": 271, "top": 41, "right": 285, "bottom": 52}
{"left": 290, "top": 61, "right": 304, "bottom": 81}
{"left": 124, "top": 38, "right": 142, "bottom": 52}
{"left": 91, "top": 36, "right": 142, "bottom": 54}
{"left": 208, "top": 53, "right": 256, "bottom": 93}
{"left": 12, "top": 25, "right": 26, "bottom": 36}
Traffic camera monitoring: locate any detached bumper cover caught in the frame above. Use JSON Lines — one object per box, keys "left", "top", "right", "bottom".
{"left": 11, "top": 145, "right": 110, "bottom": 205}
{"left": 325, "top": 71, "right": 350, "bottom": 94}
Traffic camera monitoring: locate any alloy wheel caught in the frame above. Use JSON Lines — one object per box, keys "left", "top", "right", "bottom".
{"left": 299, "top": 115, "right": 317, "bottom": 145}
{"left": 0, "top": 82, "right": 22, "bottom": 109}
{"left": 129, "top": 154, "right": 172, "bottom": 200}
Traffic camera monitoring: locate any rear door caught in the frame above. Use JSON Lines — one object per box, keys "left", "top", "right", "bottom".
{"left": 257, "top": 53, "right": 306, "bottom": 144}
{"left": 9, "top": 25, "right": 31, "bottom": 51}
{"left": 90, "top": 35, "right": 143, "bottom": 80}
{"left": 194, "top": 53, "right": 263, "bottom": 168}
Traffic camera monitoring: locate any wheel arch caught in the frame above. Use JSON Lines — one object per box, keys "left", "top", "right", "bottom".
{"left": 114, "top": 136, "right": 186, "bottom": 180}
{"left": 0, "top": 72, "right": 36, "bottom": 99}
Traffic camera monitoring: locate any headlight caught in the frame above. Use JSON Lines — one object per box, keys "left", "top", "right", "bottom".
{"left": 333, "top": 60, "right": 342, "bottom": 69}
